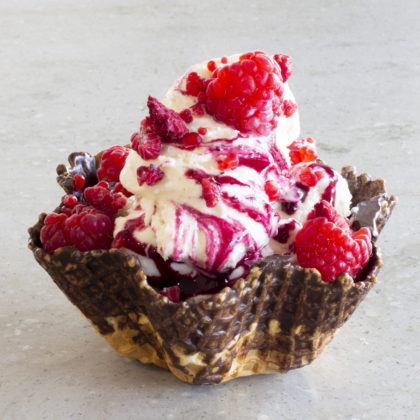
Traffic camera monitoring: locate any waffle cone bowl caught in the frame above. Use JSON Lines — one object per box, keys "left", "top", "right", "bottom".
{"left": 28, "top": 153, "right": 396, "bottom": 385}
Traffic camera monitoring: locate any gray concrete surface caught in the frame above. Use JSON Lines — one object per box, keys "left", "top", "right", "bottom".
{"left": 1, "top": 0, "right": 419, "bottom": 419}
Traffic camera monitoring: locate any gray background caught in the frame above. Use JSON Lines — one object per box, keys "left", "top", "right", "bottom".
{"left": 1, "top": 0, "right": 419, "bottom": 419}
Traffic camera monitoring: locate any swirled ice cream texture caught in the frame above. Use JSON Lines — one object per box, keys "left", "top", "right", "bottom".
{"left": 114, "top": 54, "right": 351, "bottom": 279}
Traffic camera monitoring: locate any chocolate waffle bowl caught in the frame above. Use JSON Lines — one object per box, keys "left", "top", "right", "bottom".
{"left": 28, "top": 154, "right": 396, "bottom": 385}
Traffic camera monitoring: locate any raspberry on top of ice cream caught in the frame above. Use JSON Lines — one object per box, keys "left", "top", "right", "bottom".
{"left": 40, "top": 51, "right": 371, "bottom": 302}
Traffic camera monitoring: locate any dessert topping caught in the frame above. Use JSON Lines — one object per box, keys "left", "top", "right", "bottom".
{"left": 131, "top": 118, "right": 162, "bottom": 160}
{"left": 136, "top": 164, "right": 165, "bottom": 186}
{"left": 97, "top": 145, "right": 130, "bottom": 182}
{"left": 295, "top": 201, "right": 372, "bottom": 282}
{"left": 147, "top": 96, "right": 188, "bottom": 141}
{"left": 288, "top": 138, "right": 318, "bottom": 165}
{"left": 201, "top": 178, "right": 221, "bottom": 207}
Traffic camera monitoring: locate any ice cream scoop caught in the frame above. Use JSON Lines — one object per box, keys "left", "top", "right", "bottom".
{"left": 111, "top": 52, "right": 352, "bottom": 300}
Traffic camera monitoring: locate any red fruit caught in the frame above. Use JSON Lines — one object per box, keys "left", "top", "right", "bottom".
{"left": 181, "top": 132, "right": 202, "bottom": 149}
{"left": 160, "top": 285, "right": 181, "bottom": 302}
{"left": 204, "top": 51, "right": 285, "bottom": 135}
{"left": 147, "top": 96, "right": 188, "bottom": 141}
{"left": 64, "top": 207, "right": 113, "bottom": 252}
{"left": 131, "top": 118, "right": 162, "bottom": 160}
{"left": 307, "top": 200, "right": 351, "bottom": 232}
{"left": 201, "top": 178, "right": 221, "bottom": 207}
{"left": 273, "top": 54, "right": 293, "bottom": 82}
{"left": 63, "top": 194, "right": 78, "bottom": 208}
{"left": 179, "top": 109, "right": 193, "bottom": 123}
{"left": 207, "top": 60, "right": 217, "bottom": 72}
{"left": 264, "top": 180, "right": 281, "bottom": 202}
{"left": 282, "top": 99, "right": 298, "bottom": 117}
{"left": 185, "top": 72, "right": 207, "bottom": 97}
{"left": 295, "top": 217, "right": 372, "bottom": 282}
{"left": 97, "top": 145, "right": 130, "bottom": 182}
{"left": 40, "top": 212, "right": 69, "bottom": 253}
{"left": 198, "top": 127, "right": 207, "bottom": 135}
{"left": 216, "top": 153, "right": 239, "bottom": 171}
{"left": 84, "top": 184, "right": 126, "bottom": 217}
{"left": 221, "top": 56, "right": 228, "bottom": 64}
{"left": 113, "top": 182, "right": 133, "bottom": 197}
{"left": 73, "top": 175, "right": 85, "bottom": 191}
{"left": 288, "top": 137, "right": 318, "bottom": 165}
{"left": 137, "top": 164, "right": 165, "bottom": 186}
{"left": 295, "top": 165, "right": 324, "bottom": 187}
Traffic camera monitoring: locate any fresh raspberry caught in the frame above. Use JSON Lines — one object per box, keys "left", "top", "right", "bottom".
{"left": 131, "top": 118, "right": 162, "bottom": 160}
{"left": 294, "top": 164, "right": 325, "bottom": 187}
{"left": 40, "top": 212, "right": 69, "bottom": 253}
{"left": 113, "top": 182, "right": 133, "bottom": 197}
{"left": 179, "top": 109, "right": 193, "bottom": 123}
{"left": 137, "top": 164, "right": 165, "bottom": 186}
{"left": 64, "top": 207, "right": 113, "bottom": 252}
{"left": 84, "top": 183, "right": 126, "bottom": 217}
{"left": 288, "top": 138, "right": 318, "bottom": 165}
{"left": 216, "top": 153, "right": 239, "bottom": 171}
{"left": 97, "top": 145, "right": 130, "bottom": 182}
{"left": 63, "top": 194, "right": 78, "bottom": 208}
{"left": 160, "top": 285, "right": 181, "bottom": 302}
{"left": 185, "top": 72, "right": 207, "bottom": 97}
{"left": 295, "top": 217, "right": 372, "bottom": 282}
{"left": 207, "top": 60, "right": 217, "bottom": 72}
{"left": 191, "top": 103, "right": 205, "bottom": 117}
{"left": 181, "top": 132, "right": 202, "bottom": 149}
{"left": 273, "top": 54, "right": 293, "bottom": 82}
{"left": 282, "top": 99, "right": 298, "bottom": 117}
{"left": 201, "top": 178, "right": 221, "bottom": 207}
{"left": 147, "top": 96, "right": 188, "bottom": 142}
{"left": 204, "top": 51, "right": 285, "bottom": 136}
{"left": 73, "top": 175, "right": 85, "bottom": 191}
{"left": 264, "top": 180, "right": 281, "bottom": 202}
{"left": 307, "top": 200, "right": 351, "bottom": 232}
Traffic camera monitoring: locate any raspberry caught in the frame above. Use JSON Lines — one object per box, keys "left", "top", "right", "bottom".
{"left": 273, "top": 54, "right": 293, "bottom": 82}
{"left": 198, "top": 127, "right": 207, "bottom": 135}
{"left": 294, "top": 165, "right": 324, "bottom": 187}
{"left": 131, "top": 118, "right": 162, "bottom": 160}
{"left": 282, "top": 99, "right": 297, "bottom": 117}
{"left": 204, "top": 51, "right": 285, "bottom": 135}
{"left": 73, "top": 175, "right": 85, "bottom": 191}
{"left": 207, "top": 60, "right": 217, "bottom": 72}
{"left": 186, "top": 72, "right": 207, "bottom": 97}
{"left": 160, "top": 285, "right": 181, "bottom": 302}
{"left": 295, "top": 217, "right": 372, "bottom": 282}
{"left": 308, "top": 200, "right": 351, "bottom": 232}
{"left": 201, "top": 178, "right": 221, "bottom": 207}
{"left": 64, "top": 207, "right": 113, "bottom": 252}
{"left": 84, "top": 183, "right": 126, "bottom": 217}
{"left": 181, "top": 132, "right": 202, "bottom": 149}
{"left": 137, "top": 164, "right": 164, "bottom": 186}
{"left": 288, "top": 138, "right": 318, "bottom": 165}
{"left": 113, "top": 182, "right": 133, "bottom": 197}
{"left": 179, "top": 109, "right": 193, "bottom": 123}
{"left": 40, "top": 206, "right": 114, "bottom": 254}
{"left": 97, "top": 145, "right": 129, "bottom": 182}
{"left": 147, "top": 96, "right": 188, "bottom": 142}
{"left": 40, "top": 212, "right": 69, "bottom": 253}
{"left": 216, "top": 153, "right": 239, "bottom": 171}
{"left": 63, "top": 194, "right": 78, "bottom": 208}
{"left": 264, "top": 180, "right": 281, "bottom": 202}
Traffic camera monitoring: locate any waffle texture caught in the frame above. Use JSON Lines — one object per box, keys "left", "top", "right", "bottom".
{"left": 28, "top": 156, "right": 396, "bottom": 384}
